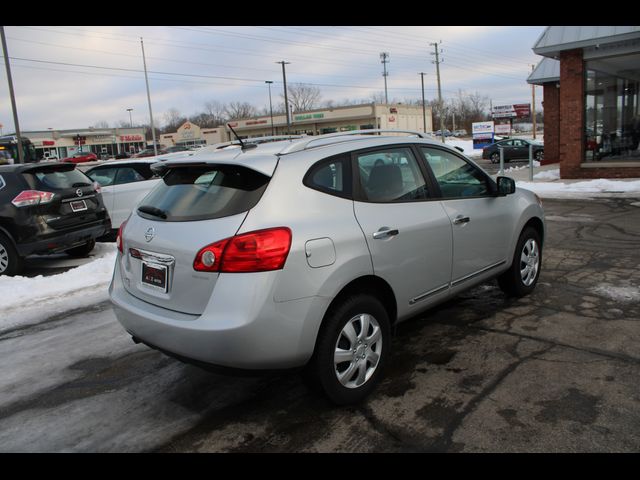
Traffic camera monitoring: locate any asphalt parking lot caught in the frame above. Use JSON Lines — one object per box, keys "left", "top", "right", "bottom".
{"left": 1, "top": 196, "right": 639, "bottom": 452}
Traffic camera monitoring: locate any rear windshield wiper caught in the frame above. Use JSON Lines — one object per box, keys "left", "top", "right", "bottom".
{"left": 137, "top": 205, "right": 168, "bottom": 219}
{"left": 72, "top": 182, "right": 92, "bottom": 187}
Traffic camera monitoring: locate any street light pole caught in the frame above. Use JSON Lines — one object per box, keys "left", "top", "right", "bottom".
{"left": 1, "top": 26, "right": 24, "bottom": 163}
{"left": 265, "top": 81, "right": 275, "bottom": 136}
{"left": 276, "top": 61, "right": 291, "bottom": 134}
{"left": 127, "top": 108, "right": 133, "bottom": 128}
{"left": 140, "top": 38, "right": 158, "bottom": 156}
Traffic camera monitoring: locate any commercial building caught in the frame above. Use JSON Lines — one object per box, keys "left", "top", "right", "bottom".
{"left": 22, "top": 127, "right": 147, "bottom": 160}
{"left": 160, "top": 103, "right": 433, "bottom": 147}
{"left": 527, "top": 26, "right": 640, "bottom": 178}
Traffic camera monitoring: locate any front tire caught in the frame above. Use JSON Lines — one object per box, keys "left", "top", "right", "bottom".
{"left": 498, "top": 227, "right": 542, "bottom": 297}
{"left": 307, "top": 294, "right": 390, "bottom": 405}
{"left": 490, "top": 152, "right": 500, "bottom": 164}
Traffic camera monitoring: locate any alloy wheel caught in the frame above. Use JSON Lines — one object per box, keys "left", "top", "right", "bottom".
{"left": 333, "top": 313, "right": 383, "bottom": 389}
{"left": 520, "top": 238, "right": 540, "bottom": 286}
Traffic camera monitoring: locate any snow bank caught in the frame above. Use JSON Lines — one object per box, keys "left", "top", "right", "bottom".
{"left": 0, "top": 244, "right": 117, "bottom": 331}
{"left": 517, "top": 176, "right": 640, "bottom": 198}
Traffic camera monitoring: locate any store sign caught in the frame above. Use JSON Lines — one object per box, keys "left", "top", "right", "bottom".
{"left": 388, "top": 115, "right": 396, "bottom": 123}
{"left": 120, "top": 134, "right": 144, "bottom": 142}
{"left": 495, "top": 124, "right": 511, "bottom": 135}
{"left": 492, "top": 104, "right": 531, "bottom": 119}
{"left": 472, "top": 121, "right": 494, "bottom": 149}
{"left": 246, "top": 120, "right": 268, "bottom": 126}
{"left": 294, "top": 113, "right": 324, "bottom": 121}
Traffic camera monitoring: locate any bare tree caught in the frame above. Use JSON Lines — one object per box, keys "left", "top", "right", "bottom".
{"left": 91, "top": 120, "right": 109, "bottom": 128}
{"left": 224, "top": 102, "right": 257, "bottom": 120}
{"left": 282, "top": 83, "right": 322, "bottom": 112}
{"left": 162, "top": 108, "right": 187, "bottom": 133}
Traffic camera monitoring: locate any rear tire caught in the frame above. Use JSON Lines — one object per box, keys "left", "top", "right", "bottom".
{"left": 65, "top": 239, "right": 96, "bottom": 258}
{"left": 306, "top": 294, "right": 390, "bottom": 405}
{"left": 490, "top": 152, "right": 500, "bottom": 164}
{"left": 498, "top": 227, "right": 542, "bottom": 297}
{"left": 0, "top": 233, "right": 24, "bottom": 276}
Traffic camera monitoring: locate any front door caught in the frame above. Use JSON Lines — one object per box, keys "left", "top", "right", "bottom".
{"left": 352, "top": 145, "right": 453, "bottom": 318}
{"left": 419, "top": 146, "right": 511, "bottom": 286}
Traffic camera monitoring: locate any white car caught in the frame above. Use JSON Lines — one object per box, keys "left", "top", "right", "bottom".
{"left": 83, "top": 159, "right": 162, "bottom": 234}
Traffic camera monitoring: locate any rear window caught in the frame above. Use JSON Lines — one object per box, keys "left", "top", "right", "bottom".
{"left": 28, "top": 168, "right": 92, "bottom": 189}
{"left": 138, "top": 165, "right": 270, "bottom": 222}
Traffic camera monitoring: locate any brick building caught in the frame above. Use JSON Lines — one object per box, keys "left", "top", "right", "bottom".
{"left": 527, "top": 27, "right": 640, "bottom": 179}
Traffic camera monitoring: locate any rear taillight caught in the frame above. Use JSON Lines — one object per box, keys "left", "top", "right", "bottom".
{"left": 117, "top": 219, "right": 128, "bottom": 254}
{"left": 92, "top": 181, "right": 102, "bottom": 194}
{"left": 194, "top": 227, "right": 292, "bottom": 273}
{"left": 11, "top": 190, "right": 56, "bottom": 207}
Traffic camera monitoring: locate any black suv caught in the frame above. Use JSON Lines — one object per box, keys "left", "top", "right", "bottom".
{"left": 0, "top": 162, "right": 111, "bottom": 276}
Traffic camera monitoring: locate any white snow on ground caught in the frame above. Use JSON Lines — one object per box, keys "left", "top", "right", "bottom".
{"left": 517, "top": 177, "right": 640, "bottom": 198}
{"left": 592, "top": 285, "right": 640, "bottom": 302}
{"left": 0, "top": 243, "right": 117, "bottom": 331}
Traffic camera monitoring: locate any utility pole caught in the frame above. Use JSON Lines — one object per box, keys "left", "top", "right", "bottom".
{"left": 380, "top": 52, "right": 389, "bottom": 104}
{"left": 1, "top": 27, "right": 24, "bottom": 163}
{"left": 276, "top": 61, "right": 291, "bottom": 134}
{"left": 419, "top": 72, "right": 427, "bottom": 133}
{"left": 531, "top": 64, "right": 537, "bottom": 140}
{"left": 430, "top": 41, "right": 445, "bottom": 143}
{"left": 140, "top": 38, "right": 158, "bottom": 156}
{"left": 126, "top": 108, "right": 133, "bottom": 128}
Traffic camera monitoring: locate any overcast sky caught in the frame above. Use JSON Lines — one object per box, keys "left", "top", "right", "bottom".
{"left": 0, "top": 26, "right": 546, "bottom": 133}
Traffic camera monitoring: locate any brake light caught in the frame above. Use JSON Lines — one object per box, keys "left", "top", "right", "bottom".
{"left": 92, "top": 181, "right": 102, "bottom": 194}
{"left": 117, "top": 219, "right": 128, "bottom": 254}
{"left": 11, "top": 190, "right": 56, "bottom": 207}
{"left": 194, "top": 227, "right": 292, "bottom": 273}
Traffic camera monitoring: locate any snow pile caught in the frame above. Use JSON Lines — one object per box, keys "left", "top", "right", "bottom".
{"left": 0, "top": 244, "right": 117, "bottom": 331}
{"left": 591, "top": 285, "right": 640, "bottom": 302}
{"left": 533, "top": 168, "right": 560, "bottom": 181}
{"left": 517, "top": 177, "right": 640, "bottom": 197}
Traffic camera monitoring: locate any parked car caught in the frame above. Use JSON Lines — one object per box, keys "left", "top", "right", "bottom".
{"left": 482, "top": 138, "right": 544, "bottom": 163}
{"left": 61, "top": 151, "right": 98, "bottom": 164}
{"left": 163, "top": 145, "right": 190, "bottom": 153}
{"left": 132, "top": 148, "right": 167, "bottom": 158}
{"left": 0, "top": 162, "right": 111, "bottom": 276}
{"left": 83, "top": 159, "right": 162, "bottom": 235}
{"left": 110, "top": 130, "right": 545, "bottom": 405}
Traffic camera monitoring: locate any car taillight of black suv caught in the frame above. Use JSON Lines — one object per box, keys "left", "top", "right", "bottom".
{"left": 0, "top": 162, "right": 112, "bottom": 276}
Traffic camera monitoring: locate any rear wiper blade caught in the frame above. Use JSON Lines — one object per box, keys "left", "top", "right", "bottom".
{"left": 72, "top": 182, "right": 92, "bottom": 187}
{"left": 137, "top": 205, "right": 167, "bottom": 219}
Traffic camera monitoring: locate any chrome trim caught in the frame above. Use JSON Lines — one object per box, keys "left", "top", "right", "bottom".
{"left": 62, "top": 194, "right": 95, "bottom": 203}
{"left": 131, "top": 248, "right": 175, "bottom": 266}
{"left": 409, "top": 283, "right": 450, "bottom": 305}
{"left": 451, "top": 260, "right": 506, "bottom": 287}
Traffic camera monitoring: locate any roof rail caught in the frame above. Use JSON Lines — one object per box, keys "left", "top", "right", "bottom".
{"left": 278, "top": 129, "right": 430, "bottom": 154}
{"left": 213, "top": 134, "right": 308, "bottom": 150}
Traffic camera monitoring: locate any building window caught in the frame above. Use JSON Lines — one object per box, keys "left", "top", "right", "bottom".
{"left": 584, "top": 53, "right": 640, "bottom": 163}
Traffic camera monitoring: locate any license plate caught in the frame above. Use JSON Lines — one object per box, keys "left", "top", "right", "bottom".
{"left": 70, "top": 200, "right": 87, "bottom": 212}
{"left": 141, "top": 262, "right": 168, "bottom": 292}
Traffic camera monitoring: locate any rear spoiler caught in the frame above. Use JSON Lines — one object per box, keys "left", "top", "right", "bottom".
{"left": 16, "top": 162, "right": 77, "bottom": 174}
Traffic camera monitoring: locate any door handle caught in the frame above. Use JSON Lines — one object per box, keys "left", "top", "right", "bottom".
{"left": 453, "top": 215, "right": 470, "bottom": 225}
{"left": 372, "top": 228, "right": 399, "bottom": 239}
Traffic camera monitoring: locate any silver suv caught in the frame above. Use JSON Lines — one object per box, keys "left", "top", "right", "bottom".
{"left": 109, "top": 130, "right": 544, "bottom": 404}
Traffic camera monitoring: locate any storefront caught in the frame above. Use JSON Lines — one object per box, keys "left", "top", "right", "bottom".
{"left": 23, "top": 127, "right": 147, "bottom": 160}
{"left": 528, "top": 26, "right": 640, "bottom": 178}
{"left": 160, "top": 104, "right": 433, "bottom": 146}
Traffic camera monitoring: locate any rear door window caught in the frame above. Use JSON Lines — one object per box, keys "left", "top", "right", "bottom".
{"left": 86, "top": 167, "right": 118, "bottom": 186}
{"left": 138, "top": 165, "right": 270, "bottom": 222}
{"left": 303, "top": 153, "right": 351, "bottom": 199}
{"left": 30, "top": 168, "right": 92, "bottom": 189}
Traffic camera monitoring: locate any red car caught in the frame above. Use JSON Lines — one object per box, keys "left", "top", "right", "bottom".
{"left": 61, "top": 152, "right": 98, "bottom": 163}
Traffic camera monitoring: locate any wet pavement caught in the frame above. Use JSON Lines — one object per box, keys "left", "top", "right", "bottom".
{"left": 1, "top": 197, "right": 639, "bottom": 452}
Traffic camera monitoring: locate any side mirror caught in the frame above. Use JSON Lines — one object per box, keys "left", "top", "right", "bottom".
{"left": 496, "top": 176, "right": 516, "bottom": 196}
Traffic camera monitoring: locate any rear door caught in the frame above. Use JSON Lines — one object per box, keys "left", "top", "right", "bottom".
{"left": 119, "top": 163, "right": 271, "bottom": 315}
{"left": 21, "top": 163, "right": 106, "bottom": 230}
{"left": 351, "top": 145, "right": 453, "bottom": 317}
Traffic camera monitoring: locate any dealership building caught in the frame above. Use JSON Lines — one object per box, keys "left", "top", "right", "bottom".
{"left": 527, "top": 26, "right": 640, "bottom": 178}
{"left": 160, "top": 103, "right": 433, "bottom": 147}
{"left": 22, "top": 127, "right": 147, "bottom": 160}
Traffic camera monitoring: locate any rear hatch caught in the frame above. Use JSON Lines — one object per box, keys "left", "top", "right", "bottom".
{"left": 18, "top": 162, "right": 106, "bottom": 230}
{"left": 120, "top": 162, "right": 273, "bottom": 315}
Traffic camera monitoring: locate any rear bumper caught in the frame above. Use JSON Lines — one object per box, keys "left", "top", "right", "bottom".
{"left": 15, "top": 219, "right": 111, "bottom": 256}
{"left": 109, "top": 258, "right": 330, "bottom": 370}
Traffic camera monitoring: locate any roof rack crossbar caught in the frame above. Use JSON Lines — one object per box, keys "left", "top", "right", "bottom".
{"left": 278, "top": 129, "right": 430, "bottom": 154}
